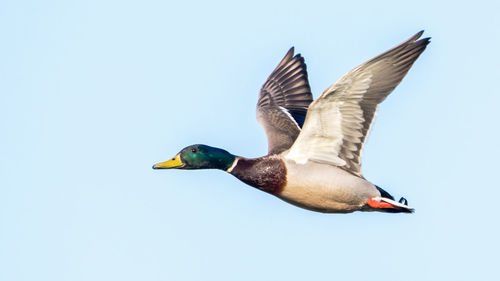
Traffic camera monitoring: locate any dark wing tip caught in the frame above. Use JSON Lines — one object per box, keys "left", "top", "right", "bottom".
{"left": 420, "top": 36, "right": 431, "bottom": 45}
{"left": 413, "top": 35, "right": 431, "bottom": 55}
{"left": 413, "top": 30, "right": 424, "bottom": 39}
{"left": 411, "top": 30, "right": 431, "bottom": 45}
{"left": 275, "top": 47, "right": 295, "bottom": 70}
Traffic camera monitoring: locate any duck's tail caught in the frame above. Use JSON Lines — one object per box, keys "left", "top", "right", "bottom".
{"left": 366, "top": 185, "right": 414, "bottom": 213}
{"left": 366, "top": 197, "right": 414, "bottom": 213}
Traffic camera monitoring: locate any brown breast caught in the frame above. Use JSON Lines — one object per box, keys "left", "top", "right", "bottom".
{"left": 229, "top": 156, "right": 287, "bottom": 195}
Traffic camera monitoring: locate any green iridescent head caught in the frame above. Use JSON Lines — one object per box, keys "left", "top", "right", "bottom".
{"left": 153, "top": 144, "right": 235, "bottom": 171}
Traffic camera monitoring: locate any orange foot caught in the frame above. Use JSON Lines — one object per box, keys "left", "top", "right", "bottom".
{"left": 366, "top": 198, "right": 397, "bottom": 209}
{"left": 366, "top": 197, "right": 414, "bottom": 213}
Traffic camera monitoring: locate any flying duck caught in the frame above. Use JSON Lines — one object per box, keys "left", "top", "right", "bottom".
{"left": 153, "top": 31, "right": 430, "bottom": 213}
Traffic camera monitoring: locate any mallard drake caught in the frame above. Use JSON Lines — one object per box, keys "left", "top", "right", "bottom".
{"left": 154, "top": 31, "right": 430, "bottom": 213}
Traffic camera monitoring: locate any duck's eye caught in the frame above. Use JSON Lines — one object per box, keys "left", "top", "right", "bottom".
{"left": 191, "top": 148, "right": 197, "bottom": 153}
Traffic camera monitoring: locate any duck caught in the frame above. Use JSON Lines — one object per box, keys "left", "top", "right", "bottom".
{"left": 153, "top": 31, "right": 430, "bottom": 213}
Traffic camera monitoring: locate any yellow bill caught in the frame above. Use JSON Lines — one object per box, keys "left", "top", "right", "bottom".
{"left": 153, "top": 153, "right": 185, "bottom": 169}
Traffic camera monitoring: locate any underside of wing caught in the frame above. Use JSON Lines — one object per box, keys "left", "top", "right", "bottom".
{"left": 257, "top": 47, "right": 313, "bottom": 155}
{"left": 286, "top": 31, "right": 430, "bottom": 177}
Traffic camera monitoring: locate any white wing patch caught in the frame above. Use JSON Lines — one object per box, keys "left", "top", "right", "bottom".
{"left": 285, "top": 100, "right": 346, "bottom": 166}
{"left": 285, "top": 71, "right": 372, "bottom": 170}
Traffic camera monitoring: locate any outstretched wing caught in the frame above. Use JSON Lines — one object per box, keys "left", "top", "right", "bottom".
{"left": 257, "top": 47, "right": 313, "bottom": 155}
{"left": 286, "top": 31, "right": 430, "bottom": 177}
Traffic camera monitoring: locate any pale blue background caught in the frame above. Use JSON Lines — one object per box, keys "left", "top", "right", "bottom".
{"left": 1, "top": 0, "right": 499, "bottom": 280}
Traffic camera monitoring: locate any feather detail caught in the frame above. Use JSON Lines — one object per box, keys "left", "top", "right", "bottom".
{"left": 286, "top": 31, "right": 430, "bottom": 176}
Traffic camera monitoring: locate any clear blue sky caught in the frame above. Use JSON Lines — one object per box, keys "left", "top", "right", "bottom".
{"left": 1, "top": 0, "right": 499, "bottom": 280}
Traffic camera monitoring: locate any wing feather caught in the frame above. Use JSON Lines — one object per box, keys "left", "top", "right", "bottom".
{"left": 257, "top": 48, "right": 314, "bottom": 155}
{"left": 286, "top": 31, "right": 430, "bottom": 176}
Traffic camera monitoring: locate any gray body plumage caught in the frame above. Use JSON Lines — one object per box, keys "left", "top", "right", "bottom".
{"left": 280, "top": 157, "right": 380, "bottom": 213}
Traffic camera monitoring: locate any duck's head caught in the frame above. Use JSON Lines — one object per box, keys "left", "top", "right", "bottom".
{"left": 153, "top": 144, "right": 235, "bottom": 170}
